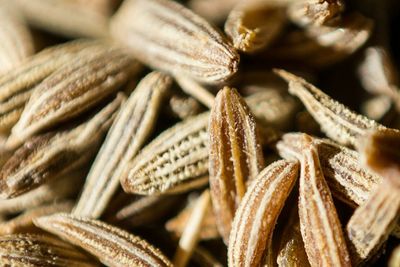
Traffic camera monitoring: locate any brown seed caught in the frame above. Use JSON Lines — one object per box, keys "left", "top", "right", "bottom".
{"left": 73, "top": 72, "right": 171, "bottom": 218}
{"left": 7, "top": 45, "right": 140, "bottom": 148}
{"left": 0, "top": 233, "right": 99, "bottom": 266}
{"left": 298, "top": 135, "right": 351, "bottom": 267}
{"left": 34, "top": 213, "right": 173, "bottom": 267}
{"left": 0, "top": 95, "right": 123, "bottom": 199}
{"left": 208, "top": 87, "right": 264, "bottom": 244}
{"left": 228, "top": 160, "right": 299, "bottom": 267}
{"left": 111, "top": 0, "right": 240, "bottom": 83}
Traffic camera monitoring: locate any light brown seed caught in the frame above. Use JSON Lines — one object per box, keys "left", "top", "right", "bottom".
{"left": 225, "top": 0, "right": 286, "bottom": 53}
{"left": 276, "top": 133, "right": 381, "bottom": 207}
{"left": 0, "top": 95, "right": 123, "bottom": 199}
{"left": 0, "top": 233, "right": 99, "bottom": 266}
{"left": 389, "top": 246, "right": 400, "bottom": 267}
{"left": 298, "top": 135, "right": 351, "bottom": 267}
{"left": 0, "top": 201, "right": 73, "bottom": 235}
{"left": 188, "top": 0, "right": 240, "bottom": 24}
{"left": 0, "top": 1, "right": 34, "bottom": 75}
{"left": 275, "top": 69, "right": 388, "bottom": 146}
{"left": 0, "top": 40, "right": 107, "bottom": 133}
{"left": 7, "top": 46, "right": 140, "bottom": 149}
{"left": 34, "top": 213, "right": 173, "bottom": 267}
{"left": 0, "top": 169, "right": 85, "bottom": 215}
{"left": 209, "top": 87, "right": 264, "bottom": 244}
{"left": 111, "top": 0, "right": 240, "bottom": 83}
{"left": 287, "top": 0, "right": 344, "bottom": 27}
{"left": 228, "top": 160, "right": 299, "bottom": 267}
{"left": 13, "top": 0, "right": 109, "bottom": 38}
{"left": 121, "top": 111, "right": 210, "bottom": 195}
{"left": 277, "top": 204, "right": 311, "bottom": 267}
{"left": 173, "top": 189, "right": 211, "bottom": 267}
{"left": 73, "top": 72, "right": 171, "bottom": 218}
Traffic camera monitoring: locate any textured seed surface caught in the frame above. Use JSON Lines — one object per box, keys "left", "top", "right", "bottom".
{"left": 225, "top": 0, "right": 286, "bottom": 53}
{"left": 8, "top": 46, "right": 139, "bottom": 148}
{"left": 121, "top": 111, "right": 210, "bottom": 195}
{"left": 111, "top": 0, "right": 240, "bottom": 83}
{"left": 0, "top": 95, "right": 123, "bottom": 198}
{"left": 14, "top": 0, "right": 109, "bottom": 38}
{"left": 34, "top": 213, "right": 173, "bottom": 267}
{"left": 228, "top": 160, "right": 299, "bottom": 267}
{"left": 209, "top": 87, "right": 264, "bottom": 244}
{"left": 0, "top": 40, "right": 106, "bottom": 132}
{"left": 298, "top": 135, "right": 351, "bottom": 267}
{"left": 0, "top": 234, "right": 99, "bottom": 266}
{"left": 276, "top": 69, "right": 387, "bottom": 146}
{"left": 73, "top": 72, "right": 171, "bottom": 218}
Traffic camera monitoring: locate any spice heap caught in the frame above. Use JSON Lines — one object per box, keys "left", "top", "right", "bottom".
{"left": 0, "top": 0, "right": 399, "bottom": 266}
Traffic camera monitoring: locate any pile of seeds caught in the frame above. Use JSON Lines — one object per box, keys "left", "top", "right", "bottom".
{"left": 0, "top": 0, "right": 399, "bottom": 266}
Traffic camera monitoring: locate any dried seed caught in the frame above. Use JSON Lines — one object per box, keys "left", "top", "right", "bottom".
{"left": 111, "top": 0, "right": 240, "bottom": 83}
{"left": 287, "top": 0, "right": 344, "bottom": 26}
{"left": 0, "top": 233, "right": 99, "bottom": 266}
{"left": 73, "top": 72, "right": 171, "bottom": 218}
{"left": 209, "top": 87, "right": 264, "bottom": 243}
{"left": 0, "top": 40, "right": 107, "bottom": 132}
{"left": 166, "top": 193, "right": 219, "bottom": 240}
{"left": 0, "top": 95, "right": 123, "bottom": 199}
{"left": 228, "top": 160, "right": 299, "bottom": 267}
{"left": 7, "top": 46, "right": 140, "bottom": 148}
{"left": 14, "top": 0, "right": 109, "bottom": 38}
{"left": 34, "top": 213, "right": 173, "bottom": 267}
{"left": 0, "top": 170, "right": 85, "bottom": 215}
{"left": 0, "top": 201, "right": 73, "bottom": 235}
{"left": 188, "top": 0, "right": 240, "bottom": 24}
{"left": 225, "top": 0, "right": 286, "bottom": 53}
{"left": 276, "top": 133, "right": 381, "bottom": 207}
{"left": 298, "top": 135, "right": 351, "bottom": 267}
{"left": 173, "top": 189, "right": 211, "bottom": 267}
{"left": 277, "top": 204, "right": 311, "bottom": 267}
{"left": 275, "top": 69, "right": 388, "bottom": 146}
{"left": 346, "top": 178, "right": 400, "bottom": 265}
{"left": 0, "top": 2, "right": 34, "bottom": 75}
{"left": 121, "top": 111, "right": 210, "bottom": 195}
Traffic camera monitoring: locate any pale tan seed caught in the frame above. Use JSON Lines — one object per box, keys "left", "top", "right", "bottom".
{"left": 34, "top": 213, "right": 173, "bottom": 267}
{"left": 298, "top": 135, "right": 351, "bottom": 267}
{"left": 0, "top": 40, "right": 107, "bottom": 133}
{"left": 276, "top": 133, "right": 381, "bottom": 207}
{"left": 0, "top": 233, "right": 99, "bottom": 266}
{"left": 188, "top": 0, "right": 240, "bottom": 24}
{"left": 14, "top": 0, "right": 109, "bottom": 38}
{"left": 7, "top": 46, "right": 140, "bottom": 149}
{"left": 275, "top": 69, "right": 388, "bottom": 146}
{"left": 0, "top": 201, "right": 73, "bottom": 235}
{"left": 121, "top": 111, "right": 210, "bottom": 195}
{"left": 228, "top": 160, "right": 299, "bottom": 267}
{"left": 111, "top": 0, "right": 240, "bottom": 83}
{"left": 225, "top": 0, "right": 286, "bottom": 53}
{"left": 0, "top": 1, "right": 34, "bottom": 75}
{"left": 0, "top": 95, "right": 123, "bottom": 199}
{"left": 173, "top": 189, "right": 211, "bottom": 267}
{"left": 166, "top": 193, "right": 219, "bottom": 240}
{"left": 287, "top": 0, "right": 344, "bottom": 27}
{"left": 209, "top": 87, "right": 264, "bottom": 244}
{"left": 73, "top": 72, "right": 171, "bottom": 218}
{"left": 0, "top": 169, "right": 85, "bottom": 215}
{"left": 346, "top": 179, "right": 400, "bottom": 265}
{"left": 277, "top": 204, "right": 311, "bottom": 267}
